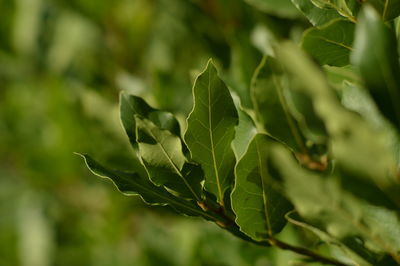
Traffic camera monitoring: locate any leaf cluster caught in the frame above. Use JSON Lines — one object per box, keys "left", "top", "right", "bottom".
{"left": 81, "top": 1, "right": 400, "bottom": 265}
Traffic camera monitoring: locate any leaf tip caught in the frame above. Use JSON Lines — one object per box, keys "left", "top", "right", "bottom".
{"left": 204, "top": 58, "right": 219, "bottom": 74}
{"left": 73, "top": 152, "right": 85, "bottom": 159}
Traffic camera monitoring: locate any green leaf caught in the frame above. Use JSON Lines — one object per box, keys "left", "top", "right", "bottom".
{"left": 323, "top": 65, "right": 362, "bottom": 90}
{"left": 244, "top": 0, "right": 301, "bottom": 18}
{"left": 286, "top": 211, "right": 375, "bottom": 266}
{"left": 231, "top": 134, "right": 292, "bottom": 241}
{"left": 351, "top": 6, "right": 400, "bottom": 130}
{"left": 79, "top": 156, "right": 267, "bottom": 246}
{"left": 276, "top": 41, "right": 400, "bottom": 207}
{"left": 336, "top": 166, "right": 399, "bottom": 211}
{"left": 308, "top": 0, "right": 358, "bottom": 22}
{"left": 272, "top": 146, "right": 400, "bottom": 262}
{"left": 301, "top": 19, "right": 355, "bottom": 67}
{"left": 367, "top": 0, "right": 400, "bottom": 21}
{"left": 251, "top": 56, "right": 307, "bottom": 153}
{"left": 283, "top": 84, "right": 328, "bottom": 144}
{"left": 291, "top": 0, "right": 342, "bottom": 26}
{"left": 231, "top": 101, "right": 257, "bottom": 160}
{"left": 185, "top": 59, "right": 238, "bottom": 204}
{"left": 225, "top": 34, "right": 260, "bottom": 109}
{"left": 135, "top": 116, "right": 203, "bottom": 201}
{"left": 339, "top": 81, "right": 388, "bottom": 128}
{"left": 361, "top": 205, "right": 400, "bottom": 255}
{"left": 311, "top": 0, "right": 351, "bottom": 12}
{"left": 79, "top": 154, "right": 214, "bottom": 219}
{"left": 119, "top": 92, "right": 180, "bottom": 148}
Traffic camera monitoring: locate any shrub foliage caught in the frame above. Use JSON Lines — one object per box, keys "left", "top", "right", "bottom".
{"left": 81, "top": 1, "right": 400, "bottom": 265}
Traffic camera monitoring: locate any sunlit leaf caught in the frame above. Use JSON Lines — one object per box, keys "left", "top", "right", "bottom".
{"left": 185, "top": 60, "right": 238, "bottom": 205}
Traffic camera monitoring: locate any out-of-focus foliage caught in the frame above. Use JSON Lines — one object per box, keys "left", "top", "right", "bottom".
{"left": 83, "top": 1, "right": 400, "bottom": 266}
{"left": 3, "top": 0, "right": 400, "bottom": 265}
{"left": 0, "top": 0, "right": 314, "bottom": 265}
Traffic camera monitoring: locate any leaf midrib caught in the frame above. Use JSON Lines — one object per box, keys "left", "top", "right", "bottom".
{"left": 142, "top": 124, "right": 201, "bottom": 202}
{"left": 120, "top": 173, "right": 213, "bottom": 219}
{"left": 255, "top": 137, "right": 273, "bottom": 236}
{"left": 383, "top": 0, "right": 389, "bottom": 20}
{"left": 314, "top": 0, "right": 356, "bottom": 22}
{"left": 313, "top": 36, "right": 353, "bottom": 51}
{"left": 85, "top": 155, "right": 214, "bottom": 220}
{"left": 208, "top": 68, "right": 224, "bottom": 204}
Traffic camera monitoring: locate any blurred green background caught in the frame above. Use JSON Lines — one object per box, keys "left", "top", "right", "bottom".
{"left": 0, "top": 0, "right": 310, "bottom": 265}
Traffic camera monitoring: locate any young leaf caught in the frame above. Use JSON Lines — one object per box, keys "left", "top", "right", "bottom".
{"left": 351, "top": 6, "right": 400, "bottom": 130}
{"left": 79, "top": 154, "right": 214, "bottom": 219}
{"left": 302, "top": 19, "right": 355, "bottom": 67}
{"left": 251, "top": 56, "right": 307, "bottom": 153}
{"left": 185, "top": 60, "right": 238, "bottom": 205}
{"left": 120, "top": 92, "right": 180, "bottom": 148}
{"left": 231, "top": 134, "right": 292, "bottom": 241}
{"left": 135, "top": 116, "right": 203, "bottom": 201}
{"left": 291, "top": 0, "right": 342, "bottom": 26}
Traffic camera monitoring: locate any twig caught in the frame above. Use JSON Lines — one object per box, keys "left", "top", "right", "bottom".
{"left": 267, "top": 237, "right": 350, "bottom": 266}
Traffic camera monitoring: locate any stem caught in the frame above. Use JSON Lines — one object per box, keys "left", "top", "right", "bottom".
{"left": 267, "top": 237, "right": 350, "bottom": 266}
{"left": 205, "top": 195, "right": 348, "bottom": 265}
